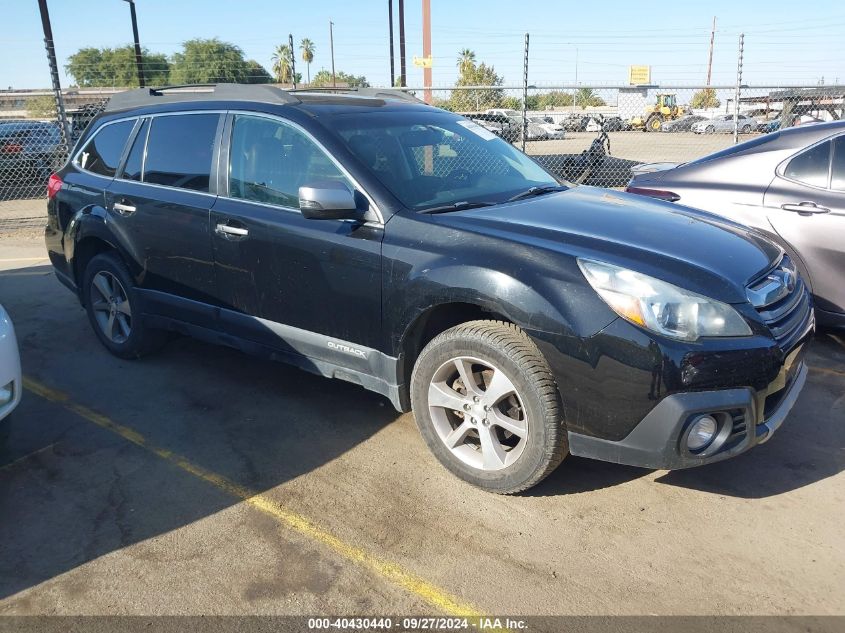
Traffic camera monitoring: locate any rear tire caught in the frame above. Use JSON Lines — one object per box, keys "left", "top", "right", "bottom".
{"left": 741, "top": 124, "right": 752, "bottom": 133}
{"left": 705, "top": 125, "right": 715, "bottom": 134}
{"left": 410, "top": 320, "right": 567, "bottom": 494}
{"left": 83, "top": 252, "right": 166, "bottom": 359}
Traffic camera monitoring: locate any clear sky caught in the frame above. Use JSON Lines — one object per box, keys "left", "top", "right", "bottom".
{"left": 3, "top": 0, "right": 845, "bottom": 90}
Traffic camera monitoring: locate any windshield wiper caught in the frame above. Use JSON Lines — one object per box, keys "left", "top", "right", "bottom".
{"left": 419, "top": 201, "right": 495, "bottom": 214}
{"left": 507, "top": 185, "right": 568, "bottom": 202}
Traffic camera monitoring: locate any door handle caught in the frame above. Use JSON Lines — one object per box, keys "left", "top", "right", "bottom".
{"left": 215, "top": 223, "right": 249, "bottom": 238}
{"left": 781, "top": 201, "right": 831, "bottom": 214}
{"left": 112, "top": 201, "right": 136, "bottom": 216}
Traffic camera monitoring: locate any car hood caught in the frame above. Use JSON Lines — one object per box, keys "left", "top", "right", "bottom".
{"left": 443, "top": 187, "right": 781, "bottom": 303}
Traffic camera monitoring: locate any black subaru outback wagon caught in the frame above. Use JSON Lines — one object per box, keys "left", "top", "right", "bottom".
{"left": 46, "top": 84, "right": 813, "bottom": 493}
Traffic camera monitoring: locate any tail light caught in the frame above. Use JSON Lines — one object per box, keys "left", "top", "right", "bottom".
{"left": 1, "top": 142, "right": 23, "bottom": 155}
{"left": 47, "top": 173, "right": 63, "bottom": 199}
{"left": 625, "top": 186, "right": 681, "bottom": 202}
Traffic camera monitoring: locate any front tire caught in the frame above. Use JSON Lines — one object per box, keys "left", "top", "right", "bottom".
{"left": 83, "top": 252, "right": 166, "bottom": 359}
{"left": 410, "top": 321, "right": 567, "bottom": 494}
{"left": 705, "top": 125, "right": 715, "bottom": 134}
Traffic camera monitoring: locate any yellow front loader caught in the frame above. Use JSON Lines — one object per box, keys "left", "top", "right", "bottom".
{"left": 630, "top": 93, "right": 686, "bottom": 132}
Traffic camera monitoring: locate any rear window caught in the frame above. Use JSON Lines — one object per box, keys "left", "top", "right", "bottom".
{"left": 832, "top": 136, "right": 845, "bottom": 191}
{"left": 142, "top": 114, "right": 219, "bottom": 192}
{"left": 785, "top": 140, "right": 831, "bottom": 188}
{"left": 76, "top": 120, "right": 134, "bottom": 177}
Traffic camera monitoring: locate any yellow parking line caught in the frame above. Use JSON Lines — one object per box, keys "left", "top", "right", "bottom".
{"left": 809, "top": 366, "right": 845, "bottom": 378}
{"left": 22, "top": 376, "right": 481, "bottom": 617}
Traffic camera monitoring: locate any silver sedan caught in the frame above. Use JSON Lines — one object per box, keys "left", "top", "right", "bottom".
{"left": 627, "top": 121, "right": 845, "bottom": 329}
{"left": 692, "top": 114, "right": 757, "bottom": 134}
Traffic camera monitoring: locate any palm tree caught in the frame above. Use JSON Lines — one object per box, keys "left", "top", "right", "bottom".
{"left": 300, "top": 38, "right": 316, "bottom": 85}
{"left": 271, "top": 44, "right": 293, "bottom": 84}
{"left": 457, "top": 49, "right": 476, "bottom": 76}
{"left": 576, "top": 87, "right": 597, "bottom": 109}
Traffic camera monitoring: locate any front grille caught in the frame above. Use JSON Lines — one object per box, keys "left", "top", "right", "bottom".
{"left": 747, "top": 255, "right": 812, "bottom": 350}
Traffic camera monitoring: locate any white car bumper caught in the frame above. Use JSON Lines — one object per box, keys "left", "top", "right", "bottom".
{"left": 0, "top": 304, "right": 22, "bottom": 422}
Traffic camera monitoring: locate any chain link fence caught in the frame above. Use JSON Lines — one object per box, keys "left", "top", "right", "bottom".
{"left": 0, "top": 97, "right": 105, "bottom": 201}
{"left": 0, "top": 85, "right": 842, "bottom": 202}
{"left": 425, "top": 84, "right": 844, "bottom": 188}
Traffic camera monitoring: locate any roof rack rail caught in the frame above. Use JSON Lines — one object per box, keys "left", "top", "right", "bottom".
{"left": 104, "top": 83, "right": 300, "bottom": 112}
{"left": 291, "top": 86, "right": 426, "bottom": 104}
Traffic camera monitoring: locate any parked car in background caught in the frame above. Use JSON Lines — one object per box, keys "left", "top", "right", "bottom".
{"left": 761, "top": 115, "right": 826, "bottom": 134}
{"left": 529, "top": 116, "right": 565, "bottom": 139}
{"left": 46, "top": 84, "right": 811, "bottom": 493}
{"left": 692, "top": 114, "right": 756, "bottom": 134}
{"left": 562, "top": 114, "right": 590, "bottom": 132}
{"left": 662, "top": 115, "right": 707, "bottom": 132}
{"left": 627, "top": 121, "right": 845, "bottom": 329}
{"left": 0, "top": 120, "right": 64, "bottom": 195}
{"left": 0, "top": 303, "right": 22, "bottom": 442}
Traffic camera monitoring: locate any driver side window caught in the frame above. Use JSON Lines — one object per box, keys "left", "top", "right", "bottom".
{"left": 228, "top": 115, "right": 351, "bottom": 208}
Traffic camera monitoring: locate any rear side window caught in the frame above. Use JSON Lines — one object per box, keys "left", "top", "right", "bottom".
{"left": 76, "top": 120, "right": 134, "bottom": 177}
{"left": 143, "top": 114, "right": 219, "bottom": 192}
{"left": 831, "top": 136, "right": 845, "bottom": 191}
{"left": 785, "top": 140, "right": 831, "bottom": 188}
{"left": 121, "top": 119, "right": 149, "bottom": 182}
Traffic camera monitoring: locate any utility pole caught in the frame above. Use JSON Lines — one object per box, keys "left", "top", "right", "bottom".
{"left": 37, "top": 0, "right": 70, "bottom": 147}
{"left": 329, "top": 21, "right": 336, "bottom": 88}
{"left": 289, "top": 33, "right": 297, "bottom": 88}
{"left": 398, "top": 0, "right": 406, "bottom": 87}
{"left": 123, "top": 0, "right": 144, "bottom": 87}
{"left": 388, "top": 0, "right": 395, "bottom": 87}
{"left": 706, "top": 16, "right": 716, "bottom": 86}
{"left": 422, "top": 0, "right": 431, "bottom": 104}
{"left": 733, "top": 33, "right": 744, "bottom": 144}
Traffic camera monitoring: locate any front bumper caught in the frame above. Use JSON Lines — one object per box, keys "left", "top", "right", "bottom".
{"left": 567, "top": 354, "right": 808, "bottom": 470}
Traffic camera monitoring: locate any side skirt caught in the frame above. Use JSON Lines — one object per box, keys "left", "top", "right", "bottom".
{"left": 138, "top": 289, "right": 409, "bottom": 412}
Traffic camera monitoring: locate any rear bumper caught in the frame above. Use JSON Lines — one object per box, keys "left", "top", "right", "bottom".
{"left": 568, "top": 359, "right": 807, "bottom": 470}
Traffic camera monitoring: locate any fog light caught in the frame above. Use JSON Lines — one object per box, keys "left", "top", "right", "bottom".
{"left": 0, "top": 381, "right": 12, "bottom": 405}
{"left": 687, "top": 414, "right": 719, "bottom": 451}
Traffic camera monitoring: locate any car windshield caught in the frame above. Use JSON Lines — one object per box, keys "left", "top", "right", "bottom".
{"left": 323, "top": 110, "right": 560, "bottom": 211}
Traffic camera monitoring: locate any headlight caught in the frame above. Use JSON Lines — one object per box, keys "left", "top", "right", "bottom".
{"left": 578, "top": 259, "right": 752, "bottom": 341}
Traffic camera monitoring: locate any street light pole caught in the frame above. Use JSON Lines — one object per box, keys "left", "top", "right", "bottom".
{"left": 388, "top": 0, "right": 395, "bottom": 87}
{"left": 329, "top": 20, "right": 336, "bottom": 88}
{"left": 123, "top": 0, "right": 145, "bottom": 87}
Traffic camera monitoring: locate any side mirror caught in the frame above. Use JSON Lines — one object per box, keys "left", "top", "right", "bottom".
{"left": 298, "top": 181, "right": 358, "bottom": 220}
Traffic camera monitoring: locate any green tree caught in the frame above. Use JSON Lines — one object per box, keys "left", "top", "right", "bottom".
{"left": 576, "top": 87, "right": 605, "bottom": 109}
{"left": 447, "top": 61, "right": 504, "bottom": 111}
{"left": 300, "top": 38, "right": 316, "bottom": 84}
{"left": 272, "top": 44, "right": 293, "bottom": 84}
{"left": 457, "top": 49, "right": 476, "bottom": 75}
{"left": 311, "top": 69, "right": 369, "bottom": 88}
{"left": 245, "top": 60, "right": 272, "bottom": 84}
{"left": 27, "top": 95, "right": 56, "bottom": 118}
{"left": 170, "top": 38, "right": 270, "bottom": 84}
{"left": 65, "top": 45, "right": 170, "bottom": 87}
{"left": 690, "top": 88, "right": 720, "bottom": 109}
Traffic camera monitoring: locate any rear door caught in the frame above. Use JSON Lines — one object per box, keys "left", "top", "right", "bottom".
{"left": 763, "top": 133, "right": 845, "bottom": 314}
{"left": 106, "top": 112, "right": 222, "bottom": 321}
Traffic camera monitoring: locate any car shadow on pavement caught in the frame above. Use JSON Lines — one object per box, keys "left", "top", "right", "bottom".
{"left": 0, "top": 265, "right": 398, "bottom": 601}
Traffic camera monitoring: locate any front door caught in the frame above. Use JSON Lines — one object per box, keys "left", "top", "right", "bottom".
{"left": 763, "top": 133, "right": 845, "bottom": 315}
{"left": 210, "top": 113, "right": 383, "bottom": 353}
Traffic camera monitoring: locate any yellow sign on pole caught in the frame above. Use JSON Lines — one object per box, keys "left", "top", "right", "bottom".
{"left": 413, "top": 55, "right": 433, "bottom": 69}
{"left": 628, "top": 65, "right": 651, "bottom": 85}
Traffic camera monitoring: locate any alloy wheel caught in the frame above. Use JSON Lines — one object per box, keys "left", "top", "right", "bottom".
{"left": 90, "top": 271, "right": 132, "bottom": 344}
{"left": 427, "top": 356, "right": 528, "bottom": 471}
